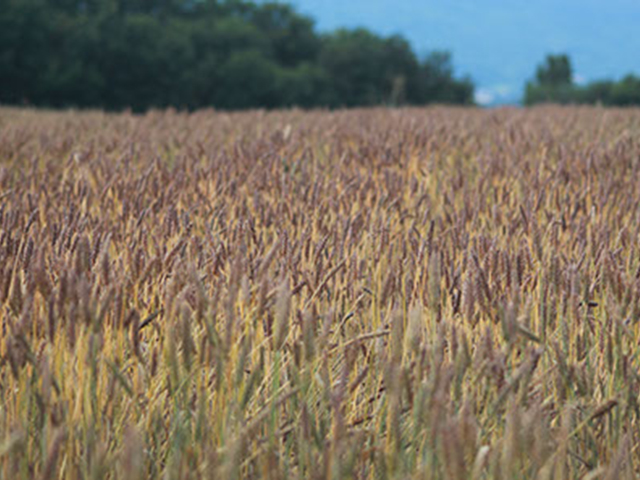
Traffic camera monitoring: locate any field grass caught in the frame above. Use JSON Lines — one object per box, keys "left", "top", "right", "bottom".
{"left": 1, "top": 106, "right": 640, "bottom": 479}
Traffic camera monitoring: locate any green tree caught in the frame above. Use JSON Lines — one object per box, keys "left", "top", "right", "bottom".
{"left": 213, "top": 50, "right": 281, "bottom": 109}
{"left": 277, "top": 63, "right": 330, "bottom": 108}
{"left": 610, "top": 75, "right": 640, "bottom": 106}
{"left": 524, "top": 54, "right": 576, "bottom": 105}
{"left": 0, "top": 0, "right": 52, "bottom": 105}
{"left": 536, "top": 54, "right": 572, "bottom": 86}
{"left": 97, "top": 13, "right": 194, "bottom": 111}
{"left": 0, "top": 0, "right": 475, "bottom": 111}
{"left": 524, "top": 53, "right": 640, "bottom": 106}
{"left": 319, "top": 29, "right": 419, "bottom": 107}
{"left": 413, "top": 51, "right": 474, "bottom": 105}
{"left": 578, "top": 80, "right": 614, "bottom": 105}
{"left": 250, "top": 3, "right": 321, "bottom": 67}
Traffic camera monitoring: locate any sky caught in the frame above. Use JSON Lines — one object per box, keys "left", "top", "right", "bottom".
{"left": 289, "top": 0, "right": 640, "bottom": 105}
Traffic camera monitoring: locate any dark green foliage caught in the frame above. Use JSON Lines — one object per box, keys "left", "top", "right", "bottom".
{"left": 610, "top": 75, "right": 640, "bottom": 106}
{"left": 0, "top": 0, "right": 474, "bottom": 111}
{"left": 535, "top": 54, "right": 572, "bottom": 86}
{"left": 318, "top": 29, "right": 417, "bottom": 107}
{"left": 413, "top": 52, "right": 474, "bottom": 105}
{"left": 578, "top": 80, "right": 615, "bottom": 105}
{"left": 524, "top": 54, "right": 640, "bottom": 106}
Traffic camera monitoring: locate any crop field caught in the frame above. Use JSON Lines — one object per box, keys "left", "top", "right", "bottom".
{"left": 2, "top": 106, "right": 640, "bottom": 479}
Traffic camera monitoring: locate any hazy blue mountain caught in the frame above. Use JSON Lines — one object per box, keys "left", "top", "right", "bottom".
{"left": 288, "top": 0, "right": 640, "bottom": 105}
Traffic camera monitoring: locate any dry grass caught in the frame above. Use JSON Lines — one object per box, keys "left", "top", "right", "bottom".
{"left": 1, "top": 106, "right": 640, "bottom": 479}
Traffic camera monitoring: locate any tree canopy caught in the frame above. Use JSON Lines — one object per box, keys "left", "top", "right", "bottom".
{"left": 0, "top": 0, "right": 475, "bottom": 111}
{"left": 524, "top": 54, "right": 640, "bottom": 106}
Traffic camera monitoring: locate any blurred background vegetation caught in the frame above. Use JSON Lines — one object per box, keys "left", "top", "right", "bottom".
{"left": 525, "top": 54, "right": 640, "bottom": 106}
{"left": 0, "top": 0, "right": 474, "bottom": 111}
{"left": 3, "top": 0, "right": 639, "bottom": 111}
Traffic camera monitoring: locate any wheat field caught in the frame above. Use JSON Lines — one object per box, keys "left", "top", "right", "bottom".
{"left": 1, "top": 106, "right": 640, "bottom": 479}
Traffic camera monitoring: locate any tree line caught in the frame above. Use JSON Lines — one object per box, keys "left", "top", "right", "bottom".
{"left": 525, "top": 54, "right": 640, "bottom": 106}
{"left": 0, "top": 0, "right": 474, "bottom": 111}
